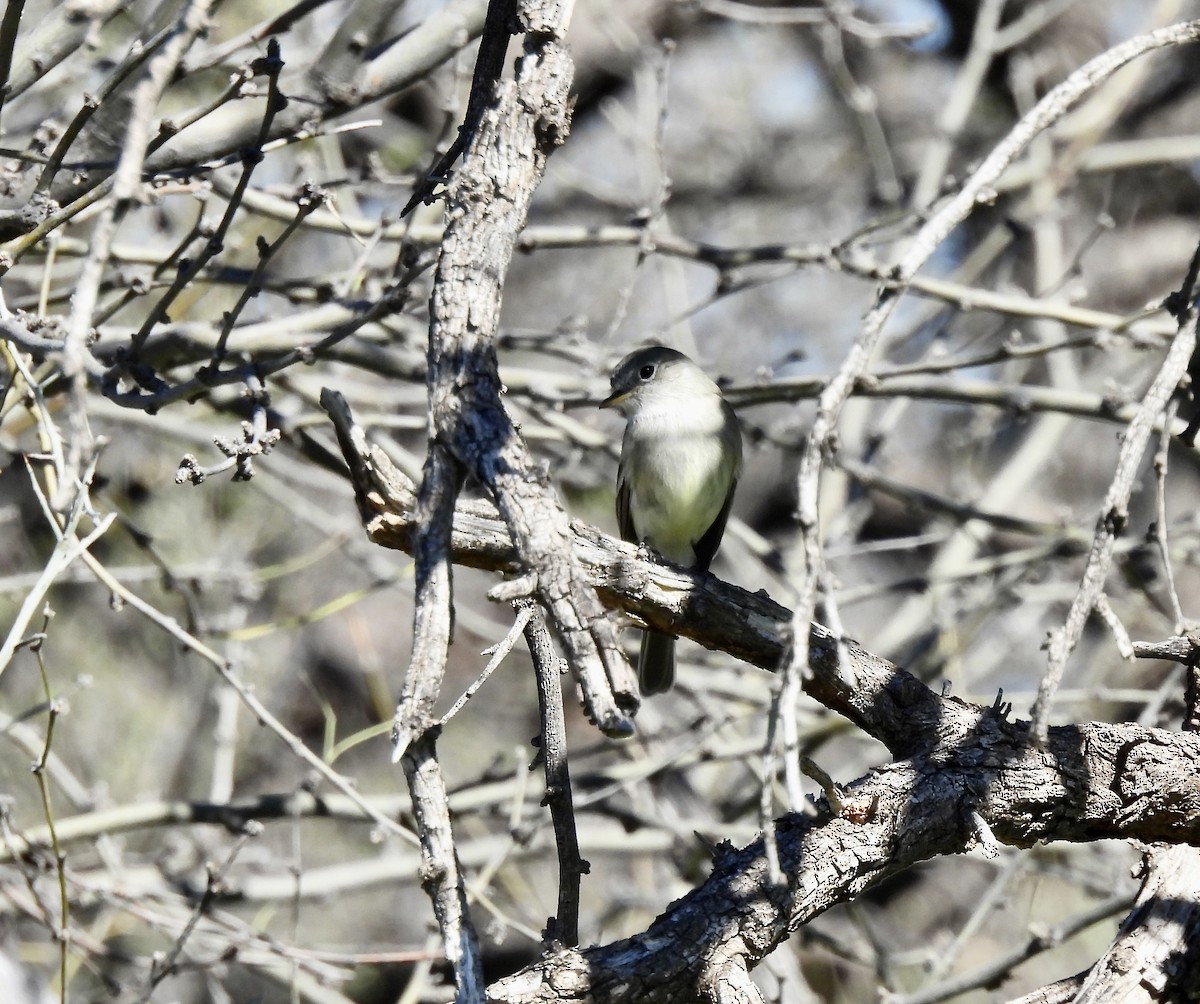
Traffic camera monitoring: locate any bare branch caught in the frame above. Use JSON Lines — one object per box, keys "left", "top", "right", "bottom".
{"left": 523, "top": 601, "right": 587, "bottom": 948}
{"left": 1033, "top": 291, "right": 1200, "bottom": 739}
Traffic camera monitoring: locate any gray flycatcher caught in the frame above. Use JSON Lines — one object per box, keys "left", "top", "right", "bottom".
{"left": 600, "top": 346, "right": 742, "bottom": 694}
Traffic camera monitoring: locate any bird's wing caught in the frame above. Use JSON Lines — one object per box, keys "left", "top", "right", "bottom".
{"left": 692, "top": 477, "right": 737, "bottom": 571}
{"left": 616, "top": 464, "right": 638, "bottom": 543}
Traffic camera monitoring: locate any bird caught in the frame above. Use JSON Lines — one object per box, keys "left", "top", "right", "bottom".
{"left": 600, "top": 346, "right": 742, "bottom": 694}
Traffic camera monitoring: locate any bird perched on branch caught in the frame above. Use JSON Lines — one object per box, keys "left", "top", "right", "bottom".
{"left": 601, "top": 346, "right": 742, "bottom": 694}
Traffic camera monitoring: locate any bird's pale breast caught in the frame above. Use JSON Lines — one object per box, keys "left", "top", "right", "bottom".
{"left": 624, "top": 402, "right": 733, "bottom": 565}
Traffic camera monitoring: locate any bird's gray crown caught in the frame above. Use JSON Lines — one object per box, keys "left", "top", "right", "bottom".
{"left": 609, "top": 345, "right": 691, "bottom": 393}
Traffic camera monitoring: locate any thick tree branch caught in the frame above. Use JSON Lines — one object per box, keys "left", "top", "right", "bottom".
{"left": 1063, "top": 629, "right": 1200, "bottom": 1002}
{"left": 485, "top": 708, "right": 1200, "bottom": 1004}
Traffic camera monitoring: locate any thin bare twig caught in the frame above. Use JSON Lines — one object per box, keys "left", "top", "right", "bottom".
{"left": 523, "top": 601, "right": 586, "bottom": 948}
{"left": 1032, "top": 291, "right": 1199, "bottom": 740}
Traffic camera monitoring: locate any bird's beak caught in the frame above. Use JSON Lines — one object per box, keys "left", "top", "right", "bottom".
{"left": 599, "top": 389, "right": 628, "bottom": 410}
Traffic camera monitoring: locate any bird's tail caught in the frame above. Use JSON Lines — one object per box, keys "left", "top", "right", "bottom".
{"left": 638, "top": 630, "right": 675, "bottom": 695}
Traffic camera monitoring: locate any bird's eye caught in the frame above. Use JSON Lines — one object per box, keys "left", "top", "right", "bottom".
{"left": 638, "top": 364, "right": 655, "bottom": 380}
